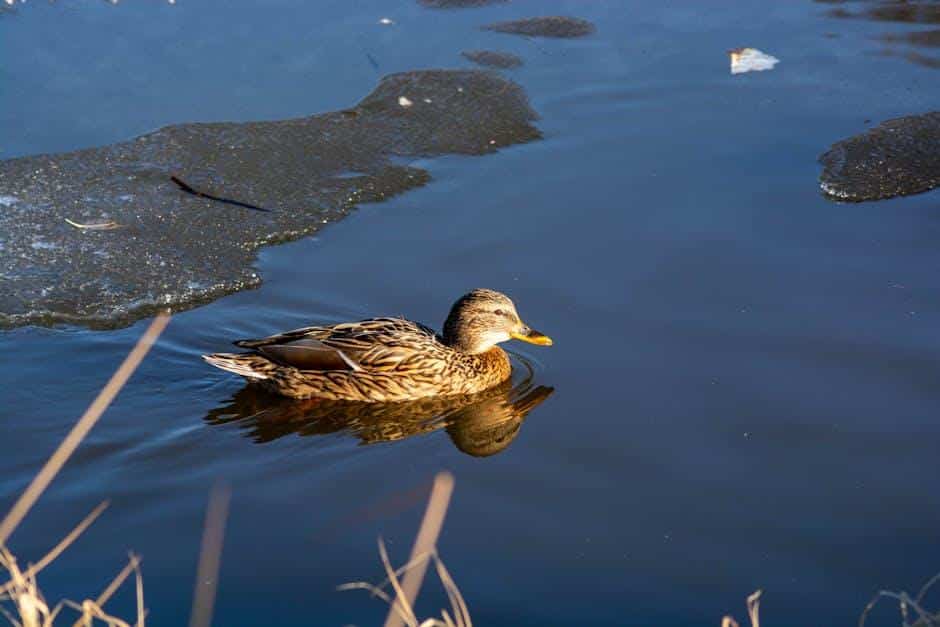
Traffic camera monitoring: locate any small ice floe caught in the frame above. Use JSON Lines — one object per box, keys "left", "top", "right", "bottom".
{"left": 729, "top": 48, "right": 780, "bottom": 75}
{"left": 31, "top": 238, "right": 58, "bottom": 251}
{"left": 379, "top": 17, "right": 394, "bottom": 25}
{"left": 0, "top": 195, "right": 19, "bottom": 207}
{"left": 398, "top": 96, "right": 413, "bottom": 107}
{"left": 65, "top": 218, "right": 122, "bottom": 230}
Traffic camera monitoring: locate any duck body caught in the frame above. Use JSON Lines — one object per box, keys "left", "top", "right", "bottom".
{"left": 205, "top": 317, "right": 511, "bottom": 401}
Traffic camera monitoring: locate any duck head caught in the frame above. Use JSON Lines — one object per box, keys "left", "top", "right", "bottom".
{"left": 442, "top": 288, "right": 553, "bottom": 354}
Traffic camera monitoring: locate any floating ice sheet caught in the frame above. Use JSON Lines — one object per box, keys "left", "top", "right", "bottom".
{"left": 819, "top": 111, "right": 940, "bottom": 202}
{"left": 419, "top": 0, "right": 507, "bottom": 7}
{"left": 483, "top": 16, "right": 596, "bottom": 39}
{"left": 462, "top": 50, "right": 524, "bottom": 69}
{"left": 0, "top": 70, "right": 541, "bottom": 328}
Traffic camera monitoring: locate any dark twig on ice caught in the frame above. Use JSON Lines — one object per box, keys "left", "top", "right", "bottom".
{"left": 171, "top": 176, "right": 272, "bottom": 212}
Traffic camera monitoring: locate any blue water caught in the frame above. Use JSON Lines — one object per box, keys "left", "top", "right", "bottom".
{"left": 2, "top": 1, "right": 939, "bottom": 625}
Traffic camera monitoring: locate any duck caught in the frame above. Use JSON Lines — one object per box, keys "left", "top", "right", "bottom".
{"left": 203, "top": 288, "right": 552, "bottom": 401}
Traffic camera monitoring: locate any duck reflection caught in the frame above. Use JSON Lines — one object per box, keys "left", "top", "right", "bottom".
{"left": 205, "top": 372, "right": 553, "bottom": 457}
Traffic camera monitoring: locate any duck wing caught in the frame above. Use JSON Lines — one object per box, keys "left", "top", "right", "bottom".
{"left": 256, "top": 338, "right": 362, "bottom": 371}
{"left": 234, "top": 318, "right": 444, "bottom": 373}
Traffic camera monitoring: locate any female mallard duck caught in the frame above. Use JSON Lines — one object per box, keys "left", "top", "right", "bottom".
{"left": 203, "top": 289, "right": 552, "bottom": 401}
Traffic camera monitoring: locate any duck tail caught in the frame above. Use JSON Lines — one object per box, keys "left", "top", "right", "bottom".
{"left": 203, "top": 353, "right": 273, "bottom": 380}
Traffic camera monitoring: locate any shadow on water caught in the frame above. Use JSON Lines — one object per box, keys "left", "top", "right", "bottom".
{"left": 204, "top": 359, "right": 554, "bottom": 458}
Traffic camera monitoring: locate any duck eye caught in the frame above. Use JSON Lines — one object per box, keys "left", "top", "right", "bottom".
{"left": 493, "top": 308, "right": 506, "bottom": 316}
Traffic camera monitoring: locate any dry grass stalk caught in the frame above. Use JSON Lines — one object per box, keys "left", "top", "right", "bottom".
{"left": 0, "top": 312, "right": 171, "bottom": 547}
{"left": 859, "top": 571, "right": 940, "bottom": 627}
{"left": 0, "top": 503, "right": 109, "bottom": 600}
{"left": 340, "top": 471, "right": 469, "bottom": 627}
{"left": 0, "top": 312, "right": 170, "bottom": 626}
{"left": 340, "top": 542, "right": 470, "bottom": 627}
{"left": 385, "top": 472, "right": 454, "bottom": 627}
{"left": 0, "top": 545, "right": 55, "bottom": 627}
{"left": 721, "top": 589, "right": 762, "bottom": 627}
{"left": 64, "top": 553, "right": 144, "bottom": 627}
{"left": 188, "top": 484, "right": 231, "bottom": 627}
{"left": 71, "top": 553, "right": 142, "bottom": 627}
{"left": 1, "top": 513, "right": 146, "bottom": 627}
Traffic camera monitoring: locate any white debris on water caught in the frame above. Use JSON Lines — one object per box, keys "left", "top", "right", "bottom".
{"left": 379, "top": 17, "right": 394, "bottom": 25}
{"left": 729, "top": 48, "right": 780, "bottom": 75}
{"left": 398, "top": 96, "right": 413, "bottom": 107}
{"left": 0, "top": 195, "right": 19, "bottom": 207}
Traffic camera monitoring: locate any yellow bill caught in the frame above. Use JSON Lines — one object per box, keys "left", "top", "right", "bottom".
{"left": 511, "top": 326, "right": 553, "bottom": 346}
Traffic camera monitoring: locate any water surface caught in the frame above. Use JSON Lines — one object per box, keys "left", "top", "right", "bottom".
{"left": 2, "top": 1, "right": 939, "bottom": 625}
